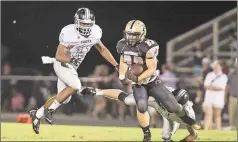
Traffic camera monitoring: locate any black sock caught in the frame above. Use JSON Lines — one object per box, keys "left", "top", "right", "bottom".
{"left": 179, "top": 114, "right": 195, "bottom": 125}
{"left": 141, "top": 125, "right": 151, "bottom": 134}
{"left": 118, "top": 92, "right": 128, "bottom": 102}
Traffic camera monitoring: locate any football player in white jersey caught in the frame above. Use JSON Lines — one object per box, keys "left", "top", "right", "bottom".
{"left": 29, "top": 7, "right": 119, "bottom": 134}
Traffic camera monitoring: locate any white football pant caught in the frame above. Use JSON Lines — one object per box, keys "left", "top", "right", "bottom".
{"left": 53, "top": 61, "right": 82, "bottom": 104}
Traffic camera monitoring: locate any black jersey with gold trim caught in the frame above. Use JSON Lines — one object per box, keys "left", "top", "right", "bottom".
{"left": 116, "top": 38, "right": 159, "bottom": 65}
{"left": 116, "top": 38, "right": 159, "bottom": 84}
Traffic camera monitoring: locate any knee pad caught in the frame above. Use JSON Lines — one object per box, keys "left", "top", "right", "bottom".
{"left": 63, "top": 96, "right": 72, "bottom": 104}
{"left": 172, "top": 89, "right": 189, "bottom": 105}
{"left": 137, "top": 100, "right": 148, "bottom": 113}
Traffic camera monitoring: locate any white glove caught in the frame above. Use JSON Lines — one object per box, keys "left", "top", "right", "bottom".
{"left": 41, "top": 56, "right": 56, "bottom": 64}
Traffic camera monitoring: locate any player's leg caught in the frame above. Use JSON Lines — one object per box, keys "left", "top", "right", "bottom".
{"left": 89, "top": 88, "right": 137, "bottom": 105}
{"left": 148, "top": 107, "right": 157, "bottom": 127}
{"left": 162, "top": 117, "right": 174, "bottom": 142}
{"left": 148, "top": 80, "right": 201, "bottom": 130}
{"left": 30, "top": 80, "right": 63, "bottom": 134}
{"left": 29, "top": 77, "right": 69, "bottom": 134}
{"left": 132, "top": 85, "right": 151, "bottom": 142}
{"left": 45, "top": 61, "right": 81, "bottom": 123}
{"left": 45, "top": 78, "right": 73, "bottom": 124}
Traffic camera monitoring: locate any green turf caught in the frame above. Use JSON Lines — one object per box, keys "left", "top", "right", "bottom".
{"left": 1, "top": 123, "right": 237, "bottom": 141}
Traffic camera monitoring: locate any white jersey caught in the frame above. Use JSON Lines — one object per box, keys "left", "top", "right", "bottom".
{"left": 59, "top": 24, "right": 102, "bottom": 69}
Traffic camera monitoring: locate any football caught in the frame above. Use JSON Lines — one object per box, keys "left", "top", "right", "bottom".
{"left": 127, "top": 64, "right": 147, "bottom": 77}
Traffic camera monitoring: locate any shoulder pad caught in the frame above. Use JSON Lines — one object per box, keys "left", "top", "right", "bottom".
{"left": 144, "top": 39, "right": 159, "bottom": 49}
{"left": 59, "top": 24, "right": 75, "bottom": 46}
{"left": 116, "top": 39, "right": 126, "bottom": 54}
{"left": 145, "top": 39, "right": 159, "bottom": 58}
{"left": 91, "top": 24, "right": 102, "bottom": 40}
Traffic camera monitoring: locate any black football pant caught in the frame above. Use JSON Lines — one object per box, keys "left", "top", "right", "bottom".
{"left": 132, "top": 78, "right": 182, "bottom": 114}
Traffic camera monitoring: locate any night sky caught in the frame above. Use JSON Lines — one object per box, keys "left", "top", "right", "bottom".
{"left": 1, "top": 1, "right": 236, "bottom": 76}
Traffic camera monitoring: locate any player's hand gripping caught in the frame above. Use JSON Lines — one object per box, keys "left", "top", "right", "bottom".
{"left": 120, "top": 77, "right": 131, "bottom": 86}
{"left": 80, "top": 87, "right": 96, "bottom": 96}
{"left": 127, "top": 73, "right": 138, "bottom": 83}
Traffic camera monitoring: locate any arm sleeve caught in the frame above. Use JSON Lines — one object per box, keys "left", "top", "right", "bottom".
{"left": 146, "top": 45, "right": 159, "bottom": 59}
{"left": 116, "top": 39, "right": 124, "bottom": 54}
{"left": 96, "top": 26, "right": 102, "bottom": 44}
{"left": 145, "top": 40, "right": 159, "bottom": 59}
{"left": 59, "top": 28, "right": 69, "bottom": 47}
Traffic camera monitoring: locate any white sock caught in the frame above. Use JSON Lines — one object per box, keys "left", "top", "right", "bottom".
{"left": 124, "top": 94, "right": 136, "bottom": 105}
{"left": 95, "top": 89, "right": 103, "bottom": 96}
{"left": 48, "top": 99, "right": 61, "bottom": 110}
{"left": 35, "top": 106, "right": 45, "bottom": 119}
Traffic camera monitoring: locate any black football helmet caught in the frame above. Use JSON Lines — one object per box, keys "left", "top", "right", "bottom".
{"left": 172, "top": 89, "right": 189, "bottom": 105}
{"left": 74, "top": 8, "right": 95, "bottom": 37}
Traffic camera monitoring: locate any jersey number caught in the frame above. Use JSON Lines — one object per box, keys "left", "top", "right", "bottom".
{"left": 145, "top": 40, "right": 155, "bottom": 47}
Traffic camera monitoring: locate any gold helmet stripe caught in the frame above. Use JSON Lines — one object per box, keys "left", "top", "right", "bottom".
{"left": 130, "top": 20, "right": 137, "bottom": 29}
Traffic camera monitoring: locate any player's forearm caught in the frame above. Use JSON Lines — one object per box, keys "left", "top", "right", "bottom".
{"left": 138, "top": 68, "right": 155, "bottom": 82}
{"left": 100, "top": 48, "right": 118, "bottom": 67}
{"left": 119, "top": 56, "right": 129, "bottom": 79}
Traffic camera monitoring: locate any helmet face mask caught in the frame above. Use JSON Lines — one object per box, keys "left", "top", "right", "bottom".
{"left": 124, "top": 20, "right": 146, "bottom": 47}
{"left": 74, "top": 8, "right": 95, "bottom": 37}
{"left": 124, "top": 31, "right": 141, "bottom": 46}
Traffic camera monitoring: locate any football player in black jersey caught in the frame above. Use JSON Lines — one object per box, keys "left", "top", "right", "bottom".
{"left": 116, "top": 20, "right": 201, "bottom": 142}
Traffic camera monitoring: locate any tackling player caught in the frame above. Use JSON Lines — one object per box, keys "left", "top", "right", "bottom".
{"left": 29, "top": 7, "right": 119, "bottom": 134}
{"left": 116, "top": 20, "right": 201, "bottom": 141}
{"left": 83, "top": 86, "right": 198, "bottom": 142}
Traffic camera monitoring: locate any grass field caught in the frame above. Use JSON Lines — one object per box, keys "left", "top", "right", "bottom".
{"left": 1, "top": 123, "right": 237, "bottom": 141}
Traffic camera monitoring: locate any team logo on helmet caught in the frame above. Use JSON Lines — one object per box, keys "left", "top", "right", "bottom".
{"left": 124, "top": 20, "right": 147, "bottom": 46}
{"left": 74, "top": 7, "right": 95, "bottom": 37}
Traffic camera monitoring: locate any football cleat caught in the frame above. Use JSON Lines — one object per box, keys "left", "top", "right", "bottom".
{"left": 29, "top": 110, "right": 40, "bottom": 134}
{"left": 191, "top": 121, "right": 202, "bottom": 130}
{"left": 143, "top": 132, "right": 151, "bottom": 142}
{"left": 44, "top": 109, "right": 55, "bottom": 125}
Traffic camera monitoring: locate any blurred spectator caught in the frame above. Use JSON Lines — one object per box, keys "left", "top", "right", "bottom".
{"left": 203, "top": 60, "right": 228, "bottom": 130}
{"left": 221, "top": 61, "right": 229, "bottom": 75}
{"left": 11, "top": 92, "right": 25, "bottom": 112}
{"left": 193, "top": 39, "right": 203, "bottom": 77}
{"left": 92, "top": 65, "right": 111, "bottom": 118}
{"left": 195, "top": 57, "right": 212, "bottom": 104}
{"left": 225, "top": 64, "right": 237, "bottom": 130}
{"left": 15, "top": 68, "right": 35, "bottom": 109}
{"left": 108, "top": 71, "right": 127, "bottom": 121}
{"left": 160, "top": 64, "right": 177, "bottom": 89}
{"left": 27, "top": 71, "right": 50, "bottom": 111}
{"left": 1, "top": 62, "right": 13, "bottom": 111}
{"left": 167, "top": 62, "right": 175, "bottom": 72}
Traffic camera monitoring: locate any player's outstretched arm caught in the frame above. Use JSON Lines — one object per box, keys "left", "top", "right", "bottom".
{"left": 95, "top": 40, "right": 118, "bottom": 67}
{"left": 55, "top": 44, "right": 70, "bottom": 63}
{"left": 179, "top": 125, "right": 198, "bottom": 142}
